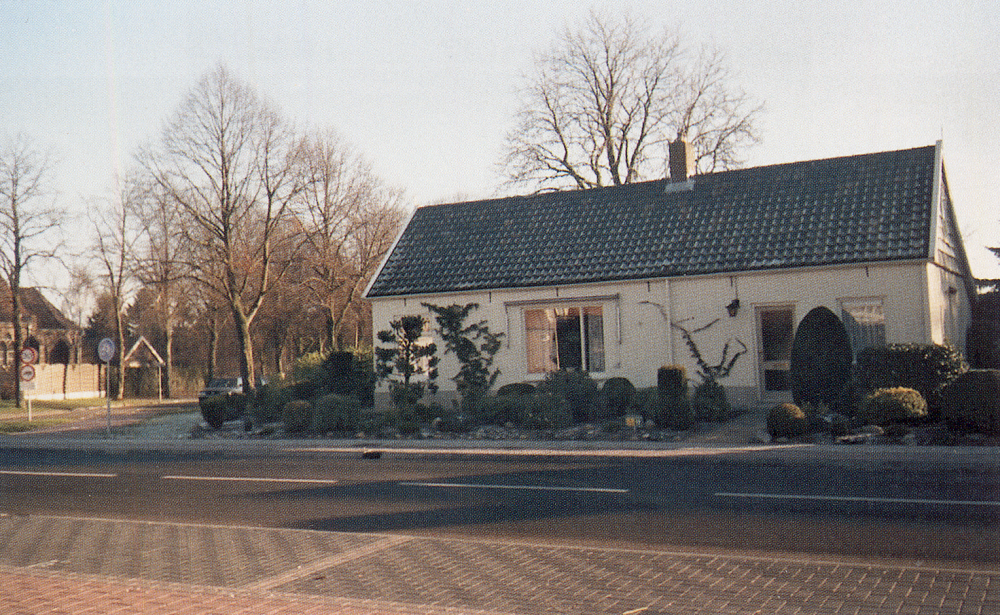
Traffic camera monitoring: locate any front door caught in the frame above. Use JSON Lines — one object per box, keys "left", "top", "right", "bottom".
{"left": 757, "top": 306, "right": 795, "bottom": 401}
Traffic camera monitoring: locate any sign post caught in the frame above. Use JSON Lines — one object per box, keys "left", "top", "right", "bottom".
{"left": 19, "top": 348, "right": 37, "bottom": 421}
{"left": 98, "top": 338, "right": 115, "bottom": 437}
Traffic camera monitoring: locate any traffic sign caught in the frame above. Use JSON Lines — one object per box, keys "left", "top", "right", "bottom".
{"left": 20, "top": 347, "right": 37, "bottom": 365}
{"left": 19, "top": 364, "right": 35, "bottom": 382}
{"left": 98, "top": 338, "right": 115, "bottom": 363}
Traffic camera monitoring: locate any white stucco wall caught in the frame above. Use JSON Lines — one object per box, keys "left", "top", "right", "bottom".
{"left": 369, "top": 259, "right": 969, "bottom": 408}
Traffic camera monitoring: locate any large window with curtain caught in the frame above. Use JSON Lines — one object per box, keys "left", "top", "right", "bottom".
{"left": 841, "top": 298, "right": 885, "bottom": 356}
{"left": 525, "top": 306, "right": 605, "bottom": 374}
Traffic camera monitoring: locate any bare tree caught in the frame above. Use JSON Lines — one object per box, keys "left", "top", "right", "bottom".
{"left": 141, "top": 66, "right": 304, "bottom": 400}
{"left": 90, "top": 182, "right": 142, "bottom": 400}
{"left": 297, "top": 130, "right": 405, "bottom": 351}
{"left": 0, "top": 134, "right": 63, "bottom": 407}
{"left": 130, "top": 177, "right": 191, "bottom": 398}
{"left": 503, "top": 11, "right": 762, "bottom": 191}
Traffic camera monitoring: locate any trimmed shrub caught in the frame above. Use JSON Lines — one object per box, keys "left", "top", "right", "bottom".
{"left": 691, "top": 379, "right": 730, "bottom": 422}
{"left": 320, "top": 350, "right": 375, "bottom": 407}
{"left": 533, "top": 370, "right": 600, "bottom": 424}
{"left": 483, "top": 393, "right": 533, "bottom": 426}
{"left": 855, "top": 344, "right": 967, "bottom": 414}
{"left": 250, "top": 384, "right": 292, "bottom": 424}
{"left": 789, "top": 307, "right": 853, "bottom": 407}
{"left": 634, "top": 387, "right": 658, "bottom": 422}
{"left": 601, "top": 377, "right": 636, "bottom": 420}
{"left": 200, "top": 394, "right": 230, "bottom": 430}
{"left": 767, "top": 403, "right": 808, "bottom": 439}
{"left": 282, "top": 400, "right": 314, "bottom": 433}
{"left": 942, "top": 369, "right": 1000, "bottom": 435}
{"left": 859, "top": 387, "right": 928, "bottom": 426}
{"left": 497, "top": 382, "right": 536, "bottom": 397}
{"left": 311, "top": 394, "right": 361, "bottom": 434}
{"left": 657, "top": 365, "right": 692, "bottom": 429}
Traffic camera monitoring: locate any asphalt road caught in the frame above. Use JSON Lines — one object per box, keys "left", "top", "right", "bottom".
{"left": 1, "top": 445, "right": 998, "bottom": 566}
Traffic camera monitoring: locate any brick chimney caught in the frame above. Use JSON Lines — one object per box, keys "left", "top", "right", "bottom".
{"left": 668, "top": 138, "right": 695, "bottom": 182}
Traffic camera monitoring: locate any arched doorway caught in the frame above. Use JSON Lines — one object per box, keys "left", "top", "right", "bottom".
{"left": 50, "top": 339, "right": 71, "bottom": 364}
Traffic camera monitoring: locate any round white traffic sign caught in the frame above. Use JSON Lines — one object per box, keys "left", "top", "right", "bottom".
{"left": 98, "top": 338, "right": 115, "bottom": 363}
{"left": 19, "top": 364, "right": 35, "bottom": 382}
{"left": 20, "top": 347, "right": 37, "bottom": 364}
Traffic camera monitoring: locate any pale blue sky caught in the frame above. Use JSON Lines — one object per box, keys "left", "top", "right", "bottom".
{"left": 3, "top": 0, "right": 998, "bottom": 282}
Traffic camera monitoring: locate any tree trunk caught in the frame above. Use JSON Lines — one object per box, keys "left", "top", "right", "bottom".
{"left": 114, "top": 304, "right": 126, "bottom": 400}
{"left": 12, "top": 282, "right": 23, "bottom": 409}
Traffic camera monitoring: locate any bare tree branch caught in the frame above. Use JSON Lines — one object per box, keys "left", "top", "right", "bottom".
{"left": 502, "top": 10, "right": 762, "bottom": 191}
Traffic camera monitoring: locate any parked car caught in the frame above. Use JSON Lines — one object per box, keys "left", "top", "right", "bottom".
{"left": 198, "top": 376, "right": 267, "bottom": 404}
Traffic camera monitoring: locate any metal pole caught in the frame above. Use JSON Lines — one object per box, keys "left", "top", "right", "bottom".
{"left": 105, "top": 361, "right": 111, "bottom": 437}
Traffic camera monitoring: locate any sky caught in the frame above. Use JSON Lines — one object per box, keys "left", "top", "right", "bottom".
{"left": 2, "top": 0, "right": 999, "bottom": 291}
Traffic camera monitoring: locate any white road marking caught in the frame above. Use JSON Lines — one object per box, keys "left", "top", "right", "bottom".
{"left": 400, "top": 481, "right": 629, "bottom": 494}
{"left": 715, "top": 492, "right": 1000, "bottom": 507}
{"left": 162, "top": 475, "right": 339, "bottom": 485}
{"left": 0, "top": 470, "right": 117, "bottom": 478}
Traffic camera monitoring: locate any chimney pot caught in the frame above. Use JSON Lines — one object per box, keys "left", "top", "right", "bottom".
{"left": 669, "top": 139, "right": 695, "bottom": 182}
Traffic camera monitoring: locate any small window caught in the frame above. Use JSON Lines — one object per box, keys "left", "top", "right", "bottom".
{"left": 525, "top": 306, "right": 605, "bottom": 374}
{"left": 841, "top": 298, "right": 885, "bottom": 355}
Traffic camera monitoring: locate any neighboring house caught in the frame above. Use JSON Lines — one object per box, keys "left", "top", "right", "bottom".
{"left": 365, "top": 142, "right": 974, "bottom": 408}
{"left": 0, "top": 283, "right": 93, "bottom": 399}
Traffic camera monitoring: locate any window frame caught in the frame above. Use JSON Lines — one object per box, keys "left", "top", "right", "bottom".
{"left": 522, "top": 304, "right": 607, "bottom": 376}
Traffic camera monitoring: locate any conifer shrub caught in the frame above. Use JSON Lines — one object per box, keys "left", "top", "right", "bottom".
{"left": 657, "top": 365, "right": 692, "bottom": 429}
{"left": 200, "top": 394, "right": 229, "bottom": 430}
{"left": 601, "top": 377, "right": 636, "bottom": 420}
{"left": 767, "top": 403, "right": 808, "bottom": 439}
{"left": 691, "top": 379, "right": 730, "bottom": 422}
{"left": 311, "top": 394, "right": 361, "bottom": 434}
{"left": 859, "top": 387, "right": 928, "bottom": 426}
{"left": 282, "top": 400, "right": 314, "bottom": 433}
{"left": 789, "top": 307, "right": 853, "bottom": 407}
{"left": 942, "top": 369, "right": 1000, "bottom": 435}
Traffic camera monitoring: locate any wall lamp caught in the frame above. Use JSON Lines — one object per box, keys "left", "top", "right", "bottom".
{"left": 726, "top": 299, "right": 741, "bottom": 318}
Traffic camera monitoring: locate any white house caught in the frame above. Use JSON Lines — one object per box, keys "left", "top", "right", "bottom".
{"left": 364, "top": 142, "right": 974, "bottom": 408}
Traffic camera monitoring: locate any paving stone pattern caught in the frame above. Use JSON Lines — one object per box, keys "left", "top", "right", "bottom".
{"left": 1, "top": 514, "right": 998, "bottom": 615}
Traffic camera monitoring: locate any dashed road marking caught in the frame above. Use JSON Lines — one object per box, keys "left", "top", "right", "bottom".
{"left": 400, "top": 481, "right": 629, "bottom": 494}
{"left": 162, "top": 475, "right": 339, "bottom": 485}
{"left": 0, "top": 470, "right": 117, "bottom": 478}
{"left": 715, "top": 492, "right": 1000, "bottom": 506}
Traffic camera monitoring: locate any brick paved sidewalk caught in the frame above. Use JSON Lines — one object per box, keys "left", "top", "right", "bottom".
{"left": 1, "top": 514, "right": 998, "bottom": 615}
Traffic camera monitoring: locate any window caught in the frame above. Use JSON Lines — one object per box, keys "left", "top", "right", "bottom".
{"left": 525, "top": 306, "right": 605, "bottom": 373}
{"left": 841, "top": 298, "right": 885, "bottom": 355}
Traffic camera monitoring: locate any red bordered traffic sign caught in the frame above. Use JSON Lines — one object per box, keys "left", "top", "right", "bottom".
{"left": 19, "top": 364, "right": 35, "bottom": 382}
{"left": 20, "top": 347, "right": 38, "bottom": 365}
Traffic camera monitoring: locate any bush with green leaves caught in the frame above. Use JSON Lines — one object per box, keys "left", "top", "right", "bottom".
{"left": 375, "top": 315, "right": 439, "bottom": 411}
{"left": 282, "top": 400, "right": 314, "bottom": 433}
{"left": 859, "top": 387, "right": 928, "bottom": 426}
{"left": 311, "top": 394, "right": 361, "bottom": 434}
{"left": 691, "top": 379, "right": 730, "bottom": 422}
{"left": 497, "top": 382, "right": 536, "bottom": 397}
{"left": 634, "top": 387, "right": 659, "bottom": 422}
{"left": 942, "top": 369, "right": 1000, "bottom": 435}
{"left": 855, "top": 344, "right": 967, "bottom": 415}
{"left": 767, "top": 403, "right": 808, "bottom": 439}
{"left": 534, "top": 369, "right": 600, "bottom": 424}
{"left": 789, "top": 307, "right": 853, "bottom": 408}
{"left": 250, "top": 384, "right": 293, "bottom": 424}
{"left": 484, "top": 392, "right": 533, "bottom": 426}
{"left": 320, "top": 350, "right": 375, "bottom": 407}
{"left": 657, "top": 365, "right": 692, "bottom": 429}
{"left": 600, "top": 377, "right": 636, "bottom": 420}
{"left": 200, "top": 394, "right": 231, "bottom": 429}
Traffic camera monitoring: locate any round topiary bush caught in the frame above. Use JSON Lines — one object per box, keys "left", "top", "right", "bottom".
{"left": 601, "top": 377, "right": 636, "bottom": 419}
{"left": 859, "top": 387, "right": 928, "bottom": 426}
{"left": 941, "top": 369, "right": 1000, "bottom": 435}
{"left": 496, "top": 382, "right": 536, "bottom": 397}
{"left": 282, "top": 400, "right": 314, "bottom": 433}
{"left": 200, "top": 394, "right": 229, "bottom": 429}
{"left": 789, "top": 306, "right": 853, "bottom": 408}
{"left": 767, "top": 403, "right": 808, "bottom": 439}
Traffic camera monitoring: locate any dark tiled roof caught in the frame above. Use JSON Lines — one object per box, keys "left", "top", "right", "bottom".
{"left": 0, "top": 284, "right": 78, "bottom": 330}
{"left": 368, "top": 145, "right": 937, "bottom": 297}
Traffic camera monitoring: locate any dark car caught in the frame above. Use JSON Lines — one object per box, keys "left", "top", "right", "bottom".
{"left": 197, "top": 377, "right": 244, "bottom": 404}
